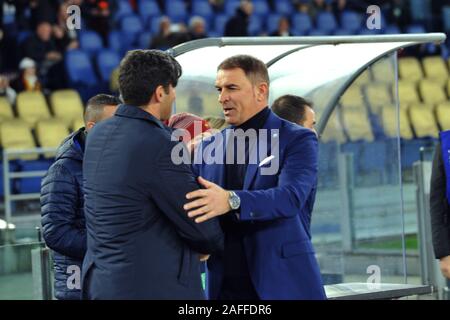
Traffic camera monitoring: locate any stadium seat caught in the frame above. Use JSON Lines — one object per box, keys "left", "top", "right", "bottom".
{"left": 0, "top": 120, "right": 37, "bottom": 160}
{"left": 36, "top": 119, "right": 70, "bottom": 158}
{"left": 166, "top": 0, "right": 188, "bottom": 23}
{"left": 113, "top": 0, "right": 133, "bottom": 22}
{"left": 320, "top": 111, "right": 346, "bottom": 143}
{"left": 213, "top": 14, "right": 229, "bottom": 35}
{"left": 398, "top": 57, "right": 423, "bottom": 82}
{"left": 381, "top": 105, "right": 413, "bottom": 139}
{"left": 316, "top": 11, "right": 338, "bottom": 34}
{"left": 418, "top": 79, "right": 447, "bottom": 105}
{"left": 138, "top": 0, "right": 161, "bottom": 24}
{"left": 248, "top": 15, "right": 263, "bottom": 36}
{"left": 383, "top": 25, "right": 401, "bottom": 34}
{"left": 191, "top": 0, "right": 214, "bottom": 22}
{"left": 371, "top": 59, "right": 394, "bottom": 84}
{"left": 16, "top": 159, "right": 53, "bottom": 194}
{"left": 79, "top": 30, "right": 104, "bottom": 56}
{"left": 397, "top": 80, "right": 420, "bottom": 108}
{"left": 224, "top": 0, "right": 240, "bottom": 15}
{"left": 353, "top": 69, "right": 372, "bottom": 87}
{"left": 266, "top": 14, "right": 282, "bottom": 34}
{"left": 291, "top": 13, "right": 312, "bottom": 35}
{"left": 340, "top": 11, "right": 363, "bottom": 34}
{"left": 120, "top": 14, "right": 144, "bottom": 40}
{"left": 0, "top": 97, "right": 14, "bottom": 122}
{"left": 339, "top": 86, "right": 364, "bottom": 107}
{"left": 364, "top": 83, "right": 393, "bottom": 115}
{"left": 16, "top": 91, "right": 51, "bottom": 127}
{"left": 252, "top": 0, "right": 270, "bottom": 18}
{"left": 50, "top": 89, "right": 84, "bottom": 127}
{"left": 138, "top": 32, "right": 152, "bottom": 49}
{"left": 422, "top": 56, "right": 449, "bottom": 84}
{"left": 274, "top": 0, "right": 293, "bottom": 15}
{"left": 72, "top": 118, "right": 85, "bottom": 132}
{"left": 96, "top": 49, "right": 120, "bottom": 83}
{"left": 65, "top": 49, "right": 98, "bottom": 86}
{"left": 341, "top": 107, "right": 374, "bottom": 141}
{"left": 409, "top": 103, "right": 439, "bottom": 138}
{"left": 436, "top": 102, "right": 450, "bottom": 131}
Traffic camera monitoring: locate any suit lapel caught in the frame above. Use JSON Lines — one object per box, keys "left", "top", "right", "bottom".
{"left": 243, "top": 111, "right": 282, "bottom": 190}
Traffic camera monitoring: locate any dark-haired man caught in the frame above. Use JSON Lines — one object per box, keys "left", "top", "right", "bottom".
{"left": 271, "top": 94, "right": 317, "bottom": 135}
{"left": 40, "top": 94, "right": 120, "bottom": 300}
{"left": 81, "top": 50, "right": 223, "bottom": 299}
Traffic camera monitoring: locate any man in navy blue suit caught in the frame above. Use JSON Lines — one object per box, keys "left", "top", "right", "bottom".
{"left": 184, "top": 55, "right": 326, "bottom": 300}
{"left": 81, "top": 50, "right": 223, "bottom": 299}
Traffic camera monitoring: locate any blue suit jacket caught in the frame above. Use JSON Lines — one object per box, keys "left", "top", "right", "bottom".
{"left": 192, "top": 110, "right": 326, "bottom": 300}
{"left": 81, "top": 105, "right": 223, "bottom": 299}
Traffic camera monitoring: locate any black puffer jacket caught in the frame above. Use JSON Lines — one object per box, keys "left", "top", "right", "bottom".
{"left": 40, "top": 128, "right": 86, "bottom": 300}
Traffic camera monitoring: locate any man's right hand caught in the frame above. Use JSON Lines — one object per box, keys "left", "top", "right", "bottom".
{"left": 439, "top": 255, "right": 450, "bottom": 279}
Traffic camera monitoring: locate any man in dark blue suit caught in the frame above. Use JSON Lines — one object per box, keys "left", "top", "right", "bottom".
{"left": 81, "top": 50, "right": 223, "bottom": 299}
{"left": 184, "top": 55, "right": 326, "bottom": 300}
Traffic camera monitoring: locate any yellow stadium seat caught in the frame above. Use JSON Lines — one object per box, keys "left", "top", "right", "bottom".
{"left": 421, "top": 56, "right": 449, "bottom": 83}
{"left": 418, "top": 79, "right": 447, "bottom": 105}
{"left": 398, "top": 57, "right": 423, "bottom": 82}
{"left": 341, "top": 108, "right": 374, "bottom": 141}
{"left": 36, "top": 119, "right": 70, "bottom": 158}
{"left": 364, "top": 83, "right": 393, "bottom": 115}
{"left": 339, "top": 86, "right": 365, "bottom": 108}
{"left": 320, "top": 110, "right": 346, "bottom": 143}
{"left": 50, "top": 89, "right": 84, "bottom": 126}
{"left": 409, "top": 103, "right": 439, "bottom": 138}
{"left": 71, "top": 118, "right": 85, "bottom": 132}
{"left": 436, "top": 102, "right": 450, "bottom": 131}
{"left": 0, "top": 97, "right": 14, "bottom": 121}
{"left": 446, "top": 78, "right": 450, "bottom": 97}
{"left": 397, "top": 80, "right": 420, "bottom": 108}
{"left": 371, "top": 58, "right": 394, "bottom": 84}
{"left": 0, "top": 120, "right": 37, "bottom": 160}
{"left": 381, "top": 105, "right": 413, "bottom": 139}
{"left": 16, "top": 91, "right": 51, "bottom": 127}
{"left": 353, "top": 69, "right": 372, "bottom": 87}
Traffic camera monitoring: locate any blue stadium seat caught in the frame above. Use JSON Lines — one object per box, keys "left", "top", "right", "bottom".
{"left": 138, "top": 32, "right": 152, "bottom": 49}
{"left": 383, "top": 25, "right": 401, "bottom": 34}
{"left": 340, "top": 11, "right": 362, "bottom": 34}
{"left": 406, "top": 24, "right": 426, "bottom": 33}
{"left": 65, "top": 49, "right": 98, "bottom": 86}
{"left": 274, "top": 0, "right": 293, "bottom": 16}
{"left": 79, "top": 30, "right": 104, "bottom": 56}
{"left": 308, "top": 29, "right": 328, "bottom": 36}
{"left": 400, "top": 138, "right": 431, "bottom": 169}
{"left": 316, "top": 11, "right": 338, "bottom": 34}
{"left": 120, "top": 14, "right": 144, "bottom": 39}
{"left": 291, "top": 13, "right": 312, "bottom": 35}
{"left": 138, "top": 0, "right": 160, "bottom": 24}
{"left": 113, "top": 0, "right": 134, "bottom": 23}
{"left": 333, "top": 28, "right": 353, "bottom": 35}
{"left": 214, "top": 14, "right": 229, "bottom": 36}
{"left": 108, "top": 30, "right": 134, "bottom": 55}
{"left": 165, "top": 0, "right": 188, "bottom": 23}
{"left": 148, "top": 16, "right": 162, "bottom": 34}
{"left": 266, "top": 14, "right": 282, "bottom": 34}
{"left": 252, "top": 0, "right": 270, "bottom": 18}
{"left": 359, "top": 28, "right": 382, "bottom": 35}
{"left": 359, "top": 140, "right": 387, "bottom": 184}
{"left": 16, "top": 160, "right": 53, "bottom": 194}
{"left": 191, "top": 0, "right": 214, "bottom": 22}
{"left": 224, "top": 0, "right": 240, "bottom": 15}
{"left": 96, "top": 49, "right": 120, "bottom": 83}
{"left": 443, "top": 6, "right": 450, "bottom": 32}
{"left": 248, "top": 15, "right": 263, "bottom": 36}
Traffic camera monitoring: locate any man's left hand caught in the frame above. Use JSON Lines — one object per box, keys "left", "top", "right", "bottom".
{"left": 184, "top": 176, "right": 231, "bottom": 223}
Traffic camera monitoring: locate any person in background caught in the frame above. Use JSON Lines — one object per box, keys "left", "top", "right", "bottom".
{"left": 40, "top": 94, "right": 120, "bottom": 300}
{"left": 224, "top": 0, "right": 253, "bottom": 36}
{"left": 271, "top": 94, "right": 317, "bottom": 135}
{"left": 11, "top": 57, "right": 41, "bottom": 92}
{"left": 430, "top": 130, "right": 450, "bottom": 280}
{"left": 0, "top": 74, "right": 17, "bottom": 104}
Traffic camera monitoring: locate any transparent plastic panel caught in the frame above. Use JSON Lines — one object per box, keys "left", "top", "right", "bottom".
{"left": 313, "top": 53, "right": 411, "bottom": 285}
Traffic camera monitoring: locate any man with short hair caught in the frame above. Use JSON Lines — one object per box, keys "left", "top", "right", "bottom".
{"left": 81, "top": 50, "right": 223, "bottom": 299}
{"left": 271, "top": 94, "right": 317, "bottom": 134}
{"left": 40, "top": 94, "right": 120, "bottom": 300}
{"left": 185, "top": 55, "right": 326, "bottom": 300}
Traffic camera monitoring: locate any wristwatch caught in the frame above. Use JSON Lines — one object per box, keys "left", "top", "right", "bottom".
{"left": 228, "top": 191, "right": 241, "bottom": 210}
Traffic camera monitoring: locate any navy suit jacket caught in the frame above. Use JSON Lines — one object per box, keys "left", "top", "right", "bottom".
{"left": 192, "top": 110, "right": 326, "bottom": 300}
{"left": 81, "top": 104, "right": 223, "bottom": 299}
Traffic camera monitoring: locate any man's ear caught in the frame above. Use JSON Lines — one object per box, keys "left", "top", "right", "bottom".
{"left": 154, "top": 85, "right": 165, "bottom": 103}
{"left": 256, "top": 82, "right": 269, "bottom": 101}
{"left": 85, "top": 121, "right": 95, "bottom": 131}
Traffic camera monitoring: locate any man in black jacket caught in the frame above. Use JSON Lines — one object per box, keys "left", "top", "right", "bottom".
{"left": 40, "top": 94, "right": 120, "bottom": 300}
{"left": 224, "top": 0, "right": 253, "bottom": 36}
{"left": 81, "top": 50, "right": 223, "bottom": 299}
{"left": 430, "top": 130, "right": 450, "bottom": 279}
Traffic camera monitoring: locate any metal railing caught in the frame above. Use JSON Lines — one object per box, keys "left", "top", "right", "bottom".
{"left": 3, "top": 148, "right": 57, "bottom": 225}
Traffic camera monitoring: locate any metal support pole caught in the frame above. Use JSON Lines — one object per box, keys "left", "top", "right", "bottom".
{"left": 338, "top": 152, "right": 355, "bottom": 252}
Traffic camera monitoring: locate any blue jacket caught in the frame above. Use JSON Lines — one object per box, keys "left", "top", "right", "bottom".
{"left": 439, "top": 130, "right": 450, "bottom": 205}
{"left": 192, "top": 110, "right": 326, "bottom": 300}
{"left": 81, "top": 104, "right": 223, "bottom": 299}
{"left": 40, "top": 128, "right": 86, "bottom": 300}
